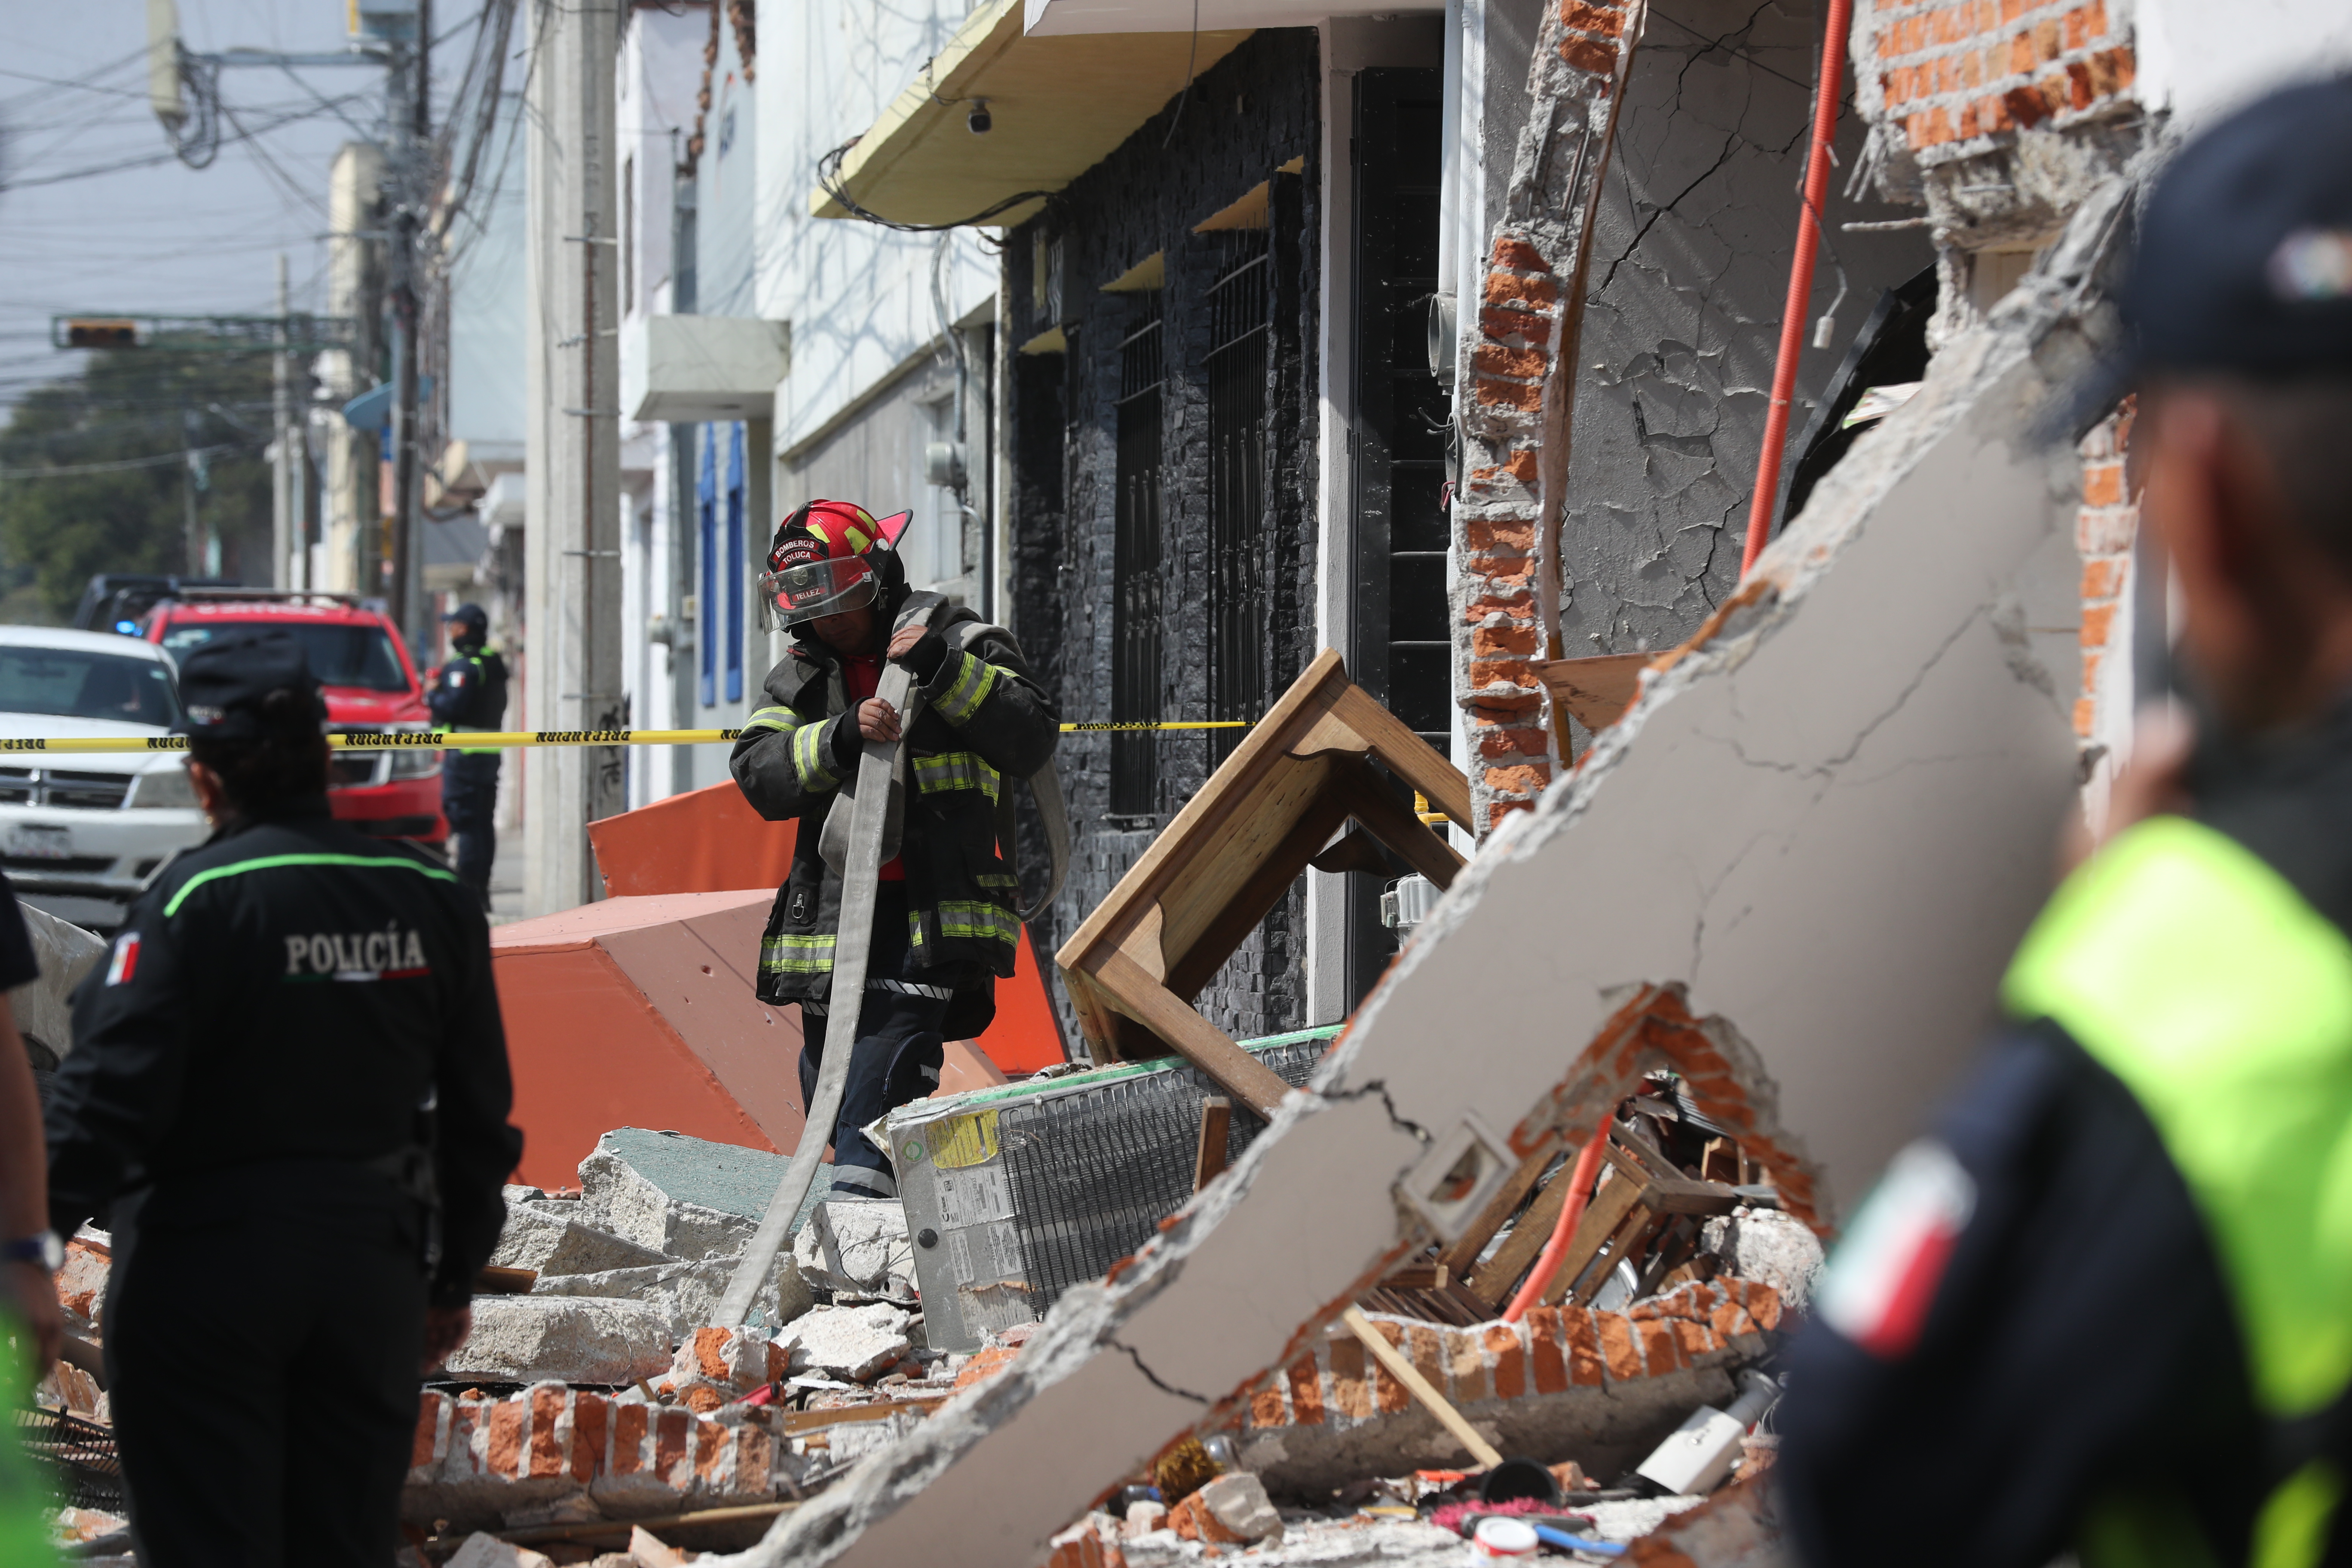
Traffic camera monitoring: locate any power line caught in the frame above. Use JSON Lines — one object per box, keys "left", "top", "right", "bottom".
{"left": 0, "top": 443, "right": 242, "bottom": 480}
{"left": 0, "top": 94, "right": 371, "bottom": 191}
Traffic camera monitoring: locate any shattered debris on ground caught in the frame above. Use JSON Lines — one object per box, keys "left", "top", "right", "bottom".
{"left": 25, "top": 1082, "right": 1812, "bottom": 1565}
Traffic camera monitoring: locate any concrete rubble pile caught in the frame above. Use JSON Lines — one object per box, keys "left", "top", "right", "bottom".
{"left": 24, "top": 1127, "right": 971, "bottom": 1565}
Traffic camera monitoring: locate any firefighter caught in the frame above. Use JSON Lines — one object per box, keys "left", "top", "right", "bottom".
{"left": 44, "top": 629, "right": 521, "bottom": 1567}
{"left": 1776, "top": 79, "right": 2352, "bottom": 1568}
{"left": 731, "top": 501, "right": 1058, "bottom": 1199}
{"left": 428, "top": 602, "right": 509, "bottom": 908}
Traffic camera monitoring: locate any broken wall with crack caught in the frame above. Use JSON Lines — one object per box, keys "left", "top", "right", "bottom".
{"left": 715, "top": 175, "right": 2124, "bottom": 1568}
{"left": 1561, "top": 0, "right": 1933, "bottom": 661}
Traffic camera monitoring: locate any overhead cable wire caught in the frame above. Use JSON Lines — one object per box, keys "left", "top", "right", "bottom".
{"left": 814, "top": 138, "right": 1053, "bottom": 232}
{"left": 0, "top": 95, "right": 371, "bottom": 191}
{"left": 0, "top": 444, "right": 244, "bottom": 480}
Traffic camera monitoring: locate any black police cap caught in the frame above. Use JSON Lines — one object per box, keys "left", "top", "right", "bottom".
{"left": 173, "top": 630, "right": 328, "bottom": 741}
{"left": 2124, "top": 75, "right": 2352, "bottom": 379}
{"left": 444, "top": 602, "right": 488, "bottom": 636}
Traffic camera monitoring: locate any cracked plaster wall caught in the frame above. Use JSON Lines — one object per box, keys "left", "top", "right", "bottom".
{"left": 1562, "top": 0, "right": 1933, "bottom": 661}
{"left": 715, "top": 175, "right": 2125, "bottom": 1568}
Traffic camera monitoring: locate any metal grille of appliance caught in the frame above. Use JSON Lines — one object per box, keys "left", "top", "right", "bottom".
{"left": 16, "top": 1405, "right": 123, "bottom": 1510}
{"left": 996, "top": 1034, "right": 1326, "bottom": 1311}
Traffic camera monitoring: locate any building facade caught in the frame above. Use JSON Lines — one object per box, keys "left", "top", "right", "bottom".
{"left": 600, "top": 0, "right": 2104, "bottom": 1041}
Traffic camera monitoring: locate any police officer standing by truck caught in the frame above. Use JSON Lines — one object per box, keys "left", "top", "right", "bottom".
{"left": 428, "top": 602, "right": 509, "bottom": 909}
{"left": 43, "top": 630, "right": 522, "bottom": 1567}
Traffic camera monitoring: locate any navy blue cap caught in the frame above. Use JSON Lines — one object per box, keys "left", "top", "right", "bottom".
{"left": 443, "top": 602, "right": 487, "bottom": 637}
{"left": 173, "top": 630, "right": 328, "bottom": 740}
{"left": 2123, "top": 76, "right": 2352, "bottom": 378}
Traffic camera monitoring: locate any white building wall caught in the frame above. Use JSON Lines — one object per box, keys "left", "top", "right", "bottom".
{"left": 617, "top": 5, "right": 757, "bottom": 806}
{"left": 753, "top": 0, "right": 998, "bottom": 616}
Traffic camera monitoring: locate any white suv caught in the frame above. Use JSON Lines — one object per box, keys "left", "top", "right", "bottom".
{"left": 0, "top": 627, "right": 207, "bottom": 932}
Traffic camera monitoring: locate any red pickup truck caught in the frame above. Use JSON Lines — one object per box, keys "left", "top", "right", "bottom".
{"left": 142, "top": 593, "right": 450, "bottom": 845}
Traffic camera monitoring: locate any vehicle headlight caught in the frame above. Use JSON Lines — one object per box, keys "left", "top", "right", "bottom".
{"left": 129, "top": 762, "right": 199, "bottom": 810}
{"left": 389, "top": 742, "right": 443, "bottom": 780}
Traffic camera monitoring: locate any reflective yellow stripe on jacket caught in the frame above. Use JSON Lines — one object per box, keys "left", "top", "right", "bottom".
{"left": 2004, "top": 817, "right": 2352, "bottom": 1568}
{"left": 933, "top": 651, "right": 1000, "bottom": 725}
{"left": 741, "top": 704, "right": 840, "bottom": 793}
{"left": 913, "top": 750, "right": 1000, "bottom": 802}
{"left": 759, "top": 930, "right": 836, "bottom": 979}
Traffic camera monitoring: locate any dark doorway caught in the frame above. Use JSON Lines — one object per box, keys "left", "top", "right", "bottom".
{"left": 1345, "top": 66, "right": 1446, "bottom": 1008}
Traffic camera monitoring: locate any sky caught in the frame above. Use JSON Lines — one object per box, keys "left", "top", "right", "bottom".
{"left": 0, "top": 0, "right": 518, "bottom": 425}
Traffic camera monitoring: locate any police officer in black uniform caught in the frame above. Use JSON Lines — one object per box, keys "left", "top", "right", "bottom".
{"left": 428, "top": 602, "right": 508, "bottom": 908}
{"left": 44, "top": 630, "right": 522, "bottom": 1568}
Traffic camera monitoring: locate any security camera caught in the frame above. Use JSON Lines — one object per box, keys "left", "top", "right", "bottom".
{"left": 968, "top": 100, "right": 992, "bottom": 135}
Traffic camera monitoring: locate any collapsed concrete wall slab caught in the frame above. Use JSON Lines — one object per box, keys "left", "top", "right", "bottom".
{"left": 717, "top": 180, "right": 2128, "bottom": 1568}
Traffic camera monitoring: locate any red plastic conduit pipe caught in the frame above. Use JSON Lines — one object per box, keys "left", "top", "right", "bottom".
{"left": 1504, "top": 1123, "right": 1612, "bottom": 1323}
{"left": 1738, "top": 0, "right": 1854, "bottom": 579}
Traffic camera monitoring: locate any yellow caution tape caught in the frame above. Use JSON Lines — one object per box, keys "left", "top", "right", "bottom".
{"left": 0, "top": 720, "right": 1255, "bottom": 754}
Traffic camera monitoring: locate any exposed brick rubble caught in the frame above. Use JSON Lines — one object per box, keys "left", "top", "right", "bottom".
{"left": 1452, "top": 0, "right": 1642, "bottom": 834}
{"left": 405, "top": 1381, "right": 788, "bottom": 1529}
{"left": 2073, "top": 406, "right": 2140, "bottom": 823}
{"left": 1235, "top": 1279, "right": 1784, "bottom": 1433}
{"left": 1868, "top": 0, "right": 2136, "bottom": 157}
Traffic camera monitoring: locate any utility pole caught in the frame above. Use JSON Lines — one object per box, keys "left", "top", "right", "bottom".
{"left": 181, "top": 409, "right": 204, "bottom": 575}
{"left": 273, "top": 253, "right": 294, "bottom": 590}
{"left": 386, "top": 0, "right": 430, "bottom": 647}
{"left": 524, "top": 0, "right": 623, "bottom": 913}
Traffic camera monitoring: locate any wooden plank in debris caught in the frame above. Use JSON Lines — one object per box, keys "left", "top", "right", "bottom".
{"left": 474, "top": 1265, "right": 537, "bottom": 1294}
{"left": 1564, "top": 1204, "right": 1669, "bottom": 1308}
{"left": 453, "top": 1500, "right": 799, "bottom": 1549}
{"left": 1084, "top": 948, "right": 1294, "bottom": 1118}
{"left": 1536, "top": 1167, "right": 1651, "bottom": 1306}
{"left": 1463, "top": 1160, "right": 1576, "bottom": 1308}
{"left": 1194, "top": 1097, "right": 1233, "bottom": 1191}
{"left": 1436, "top": 1140, "right": 1557, "bottom": 1279}
{"left": 1341, "top": 1306, "right": 1503, "bottom": 1470}
{"left": 1379, "top": 1262, "right": 1450, "bottom": 1291}
{"left": 781, "top": 1394, "right": 949, "bottom": 1434}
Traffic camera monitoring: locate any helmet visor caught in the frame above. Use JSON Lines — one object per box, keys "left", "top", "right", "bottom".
{"left": 760, "top": 555, "right": 878, "bottom": 624}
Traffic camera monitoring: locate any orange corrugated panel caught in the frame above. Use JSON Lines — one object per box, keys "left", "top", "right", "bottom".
{"left": 583, "top": 782, "right": 1071, "bottom": 1075}
{"left": 490, "top": 890, "right": 804, "bottom": 1188}
{"left": 588, "top": 780, "right": 797, "bottom": 897}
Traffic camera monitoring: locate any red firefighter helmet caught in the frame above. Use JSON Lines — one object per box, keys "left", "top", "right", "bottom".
{"left": 760, "top": 501, "right": 912, "bottom": 626}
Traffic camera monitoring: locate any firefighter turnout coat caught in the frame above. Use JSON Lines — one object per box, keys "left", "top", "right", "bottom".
{"left": 730, "top": 594, "right": 1058, "bottom": 1033}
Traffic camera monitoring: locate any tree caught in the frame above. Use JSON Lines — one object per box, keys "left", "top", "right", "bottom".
{"left": 0, "top": 351, "right": 278, "bottom": 622}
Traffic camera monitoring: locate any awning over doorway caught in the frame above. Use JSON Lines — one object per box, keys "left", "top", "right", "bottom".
{"left": 809, "top": 0, "right": 1252, "bottom": 228}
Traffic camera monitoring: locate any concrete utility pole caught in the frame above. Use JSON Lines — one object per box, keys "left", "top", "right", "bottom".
{"left": 524, "top": 0, "right": 624, "bottom": 914}
{"left": 386, "top": 0, "right": 431, "bottom": 647}
{"left": 181, "top": 410, "right": 204, "bottom": 574}
{"left": 273, "top": 254, "right": 294, "bottom": 590}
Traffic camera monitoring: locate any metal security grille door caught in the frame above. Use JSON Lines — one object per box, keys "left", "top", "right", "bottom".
{"left": 1207, "top": 234, "right": 1273, "bottom": 774}
{"left": 1111, "top": 300, "right": 1166, "bottom": 816}
{"left": 1347, "top": 67, "right": 1446, "bottom": 1006}
{"left": 1352, "top": 69, "right": 1449, "bottom": 749}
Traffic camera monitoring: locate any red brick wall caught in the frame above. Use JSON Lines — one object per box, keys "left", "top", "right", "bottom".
{"left": 1460, "top": 233, "right": 1569, "bottom": 831}
{"left": 1868, "top": 0, "right": 2136, "bottom": 156}
{"left": 2075, "top": 407, "right": 2136, "bottom": 740}
{"left": 1454, "top": 0, "right": 1637, "bottom": 834}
